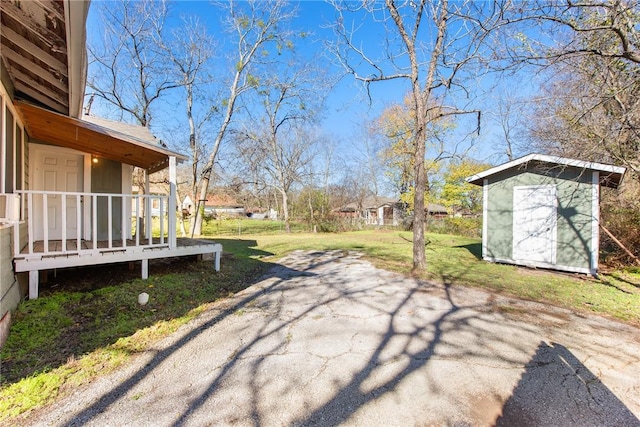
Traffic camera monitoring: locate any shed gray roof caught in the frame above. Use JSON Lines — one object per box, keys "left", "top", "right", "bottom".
{"left": 466, "top": 154, "right": 626, "bottom": 189}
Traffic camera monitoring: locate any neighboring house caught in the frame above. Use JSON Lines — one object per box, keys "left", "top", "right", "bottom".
{"left": 204, "top": 194, "right": 245, "bottom": 218}
{"left": 425, "top": 203, "right": 448, "bottom": 219}
{"left": 466, "top": 154, "right": 625, "bottom": 275}
{"left": 336, "top": 197, "right": 449, "bottom": 226}
{"left": 336, "top": 196, "right": 402, "bottom": 226}
{"left": 0, "top": 0, "right": 222, "bottom": 331}
{"left": 363, "top": 196, "right": 402, "bottom": 226}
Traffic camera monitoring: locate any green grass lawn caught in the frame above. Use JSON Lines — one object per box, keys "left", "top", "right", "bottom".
{"left": 223, "top": 230, "right": 640, "bottom": 324}
{"left": 1, "top": 226, "right": 639, "bottom": 421}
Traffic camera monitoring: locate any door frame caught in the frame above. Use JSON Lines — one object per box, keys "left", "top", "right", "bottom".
{"left": 512, "top": 184, "right": 557, "bottom": 265}
{"left": 29, "top": 143, "right": 91, "bottom": 240}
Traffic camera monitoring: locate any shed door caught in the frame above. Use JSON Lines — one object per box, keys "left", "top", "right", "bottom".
{"left": 512, "top": 185, "right": 557, "bottom": 264}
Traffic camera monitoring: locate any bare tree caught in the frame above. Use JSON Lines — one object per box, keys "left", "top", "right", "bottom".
{"left": 156, "top": 17, "right": 215, "bottom": 236}
{"left": 235, "top": 62, "right": 323, "bottom": 232}
{"left": 502, "top": 0, "right": 640, "bottom": 66}
{"left": 506, "top": 1, "right": 640, "bottom": 174}
{"left": 496, "top": 1, "right": 640, "bottom": 264}
{"left": 86, "top": 0, "right": 178, "bottom": 126}
{"left": 329, "top": 0, "right": 504, "bottom": 271}
{"left": 237, "top": 126, "right": 318, "bottom": 232}
{"left": 492, "top": 89, "right": 531, "bottom": 161}
{"left": 190, "top": 0, "right": 298, "bottom": 236}
{"left": 86, "top": 0, "right": 183, "bottom": 228}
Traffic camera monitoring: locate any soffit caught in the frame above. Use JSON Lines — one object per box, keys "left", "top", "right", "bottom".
{"left": 17, "top": 101, "right": 187, "bottom": 173}
{"left": 1, "top": 0, "right": 71, "bottom": 115}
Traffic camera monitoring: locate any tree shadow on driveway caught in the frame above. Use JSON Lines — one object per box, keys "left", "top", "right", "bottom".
{"left": 42, "top": 250, "right": 640, "bottom": 426}
{"left": 497, "top": 341, "right": 639, "bottom": 426}
{"left": 59, "top": 250, "right": 338, "bottom": 427}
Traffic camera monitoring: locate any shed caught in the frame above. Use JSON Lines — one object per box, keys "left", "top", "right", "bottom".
{"left": 466, "top": 154, "right": 625, "bottom": 275}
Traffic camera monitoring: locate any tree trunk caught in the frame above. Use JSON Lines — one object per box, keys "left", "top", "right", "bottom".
{"left": 192, "top": 172, "right": 211, "bottom": 236}
{"left": 412, "top": 127, "right": 427, "bottom": 271}
{"left": 282, "top": 189, "right": 290, "bottom": 233}
{"left": 176, "top": 189, "right": 187, "bottom": 237}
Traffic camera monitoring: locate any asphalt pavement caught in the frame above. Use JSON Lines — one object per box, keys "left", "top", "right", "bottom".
{"left": 21, "top": 250, "right": 640, "bottom": 426}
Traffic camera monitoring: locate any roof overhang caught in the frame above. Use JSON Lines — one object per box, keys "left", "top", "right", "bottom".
{"left": 17, "top": 101, "right": 187, "bottom": 173}
{"left": 466, "top": 154, "right": 626, "bottom": 189}
{"left": 65, "top": 0, "right": 90, "bottom": 118}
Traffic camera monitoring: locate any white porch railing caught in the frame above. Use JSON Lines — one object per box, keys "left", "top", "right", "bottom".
{"left": 14, "top": 190, "right": 173, "bottom": 258}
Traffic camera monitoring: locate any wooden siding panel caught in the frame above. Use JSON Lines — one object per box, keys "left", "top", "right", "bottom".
{"left": 0, "top": 225, "right": 20, "bottom": 318}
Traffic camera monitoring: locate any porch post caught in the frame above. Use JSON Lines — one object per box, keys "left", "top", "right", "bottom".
{"left": 141, "top": 259, "right": 149, "bottom": 279}
{"left": 29, "top": 270, "right": 38, "bottom": 299}
{"left": 144, "top": 170, "right": 151, "bottom": 239}
{"left": 168, "top": 156, "right": 177, "bottom": 249}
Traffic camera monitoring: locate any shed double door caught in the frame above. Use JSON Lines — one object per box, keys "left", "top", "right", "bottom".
{"left": 512, "top": 185, "right": 557, "bottom": 265}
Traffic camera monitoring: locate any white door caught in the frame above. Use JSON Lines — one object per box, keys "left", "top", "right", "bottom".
{"left": 512, "top": 185, "right": 557, "bottom": 264}
{"left": 31, "top": 146, "right": 84, "bottom": 240}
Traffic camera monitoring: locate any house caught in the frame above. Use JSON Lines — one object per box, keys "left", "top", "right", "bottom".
{"left": 335, "top": 196, "right": 403, "bottom": 226}
{"left": 0, "top": 0, "right": 222, "bottom": 326}
{"left": 336, "top": 197, "right": 448, "bottom": 226}
{"left": 362, "top": 196, "right": 402, "bottom": 226}
{"left": 425, "top": 203, "right": 448, "bottom": 219}
{"left": 203, "top": 194, "right": 245, "bottom": 218}
{"left": 466, "top": 154, "right": 625, "bottom": 275}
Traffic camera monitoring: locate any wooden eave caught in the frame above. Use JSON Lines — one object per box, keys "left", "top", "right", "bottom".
{"left": 17, "top": 101, "right": 188, "bottom": 173}
{"left": 1, "top": 0, "right": 70, "bottom": 115}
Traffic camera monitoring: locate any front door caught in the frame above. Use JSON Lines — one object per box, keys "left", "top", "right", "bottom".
{"left": 512, "top": 185, "right": 557, "bottom": 264}
{"left": 31, "top": 145, "right": 84, "bottom": 240}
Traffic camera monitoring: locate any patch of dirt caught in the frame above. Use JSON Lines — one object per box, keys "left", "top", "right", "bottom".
{"left": 37, "top": 256, "right": 202, "bottom": 296}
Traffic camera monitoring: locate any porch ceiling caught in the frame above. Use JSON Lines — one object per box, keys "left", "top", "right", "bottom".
{"left": 16, "top": 101, "right": 188, "bottom": 173}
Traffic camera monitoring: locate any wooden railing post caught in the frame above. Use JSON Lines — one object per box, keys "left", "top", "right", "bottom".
{"left": 168, "top": 156, "right": 177, "bottom": 250}
{"left": 145, "top": 171, "right": 151, "bottom": 240}
{"left": 15, "top": 189, "right": 176, "bottom": 257}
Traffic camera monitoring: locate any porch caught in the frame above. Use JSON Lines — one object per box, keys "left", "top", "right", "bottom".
{"left": 11, "top": 190, "right": 222, "bottom": 300}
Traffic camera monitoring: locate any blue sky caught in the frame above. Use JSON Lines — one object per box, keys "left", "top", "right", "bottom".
{"left": 86, "top": 0, "right": 541, "bottom": 189}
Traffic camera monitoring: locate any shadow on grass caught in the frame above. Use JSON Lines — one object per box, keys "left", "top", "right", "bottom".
{"left": 603, "top": 272, "right": 640, "bottom": 289}
{"left": 597, "top": 276, "right": 637, "bottom": 295}
{"left": 0, "top": 239, "right": 275, "bottom": 385}
{"left": 455, "top": 242, "right": 482, "bottom": 260}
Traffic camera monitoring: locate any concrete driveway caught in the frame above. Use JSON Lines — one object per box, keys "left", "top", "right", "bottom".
{"left": 24, "top": 250, "right": 640, "bottom": 426}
